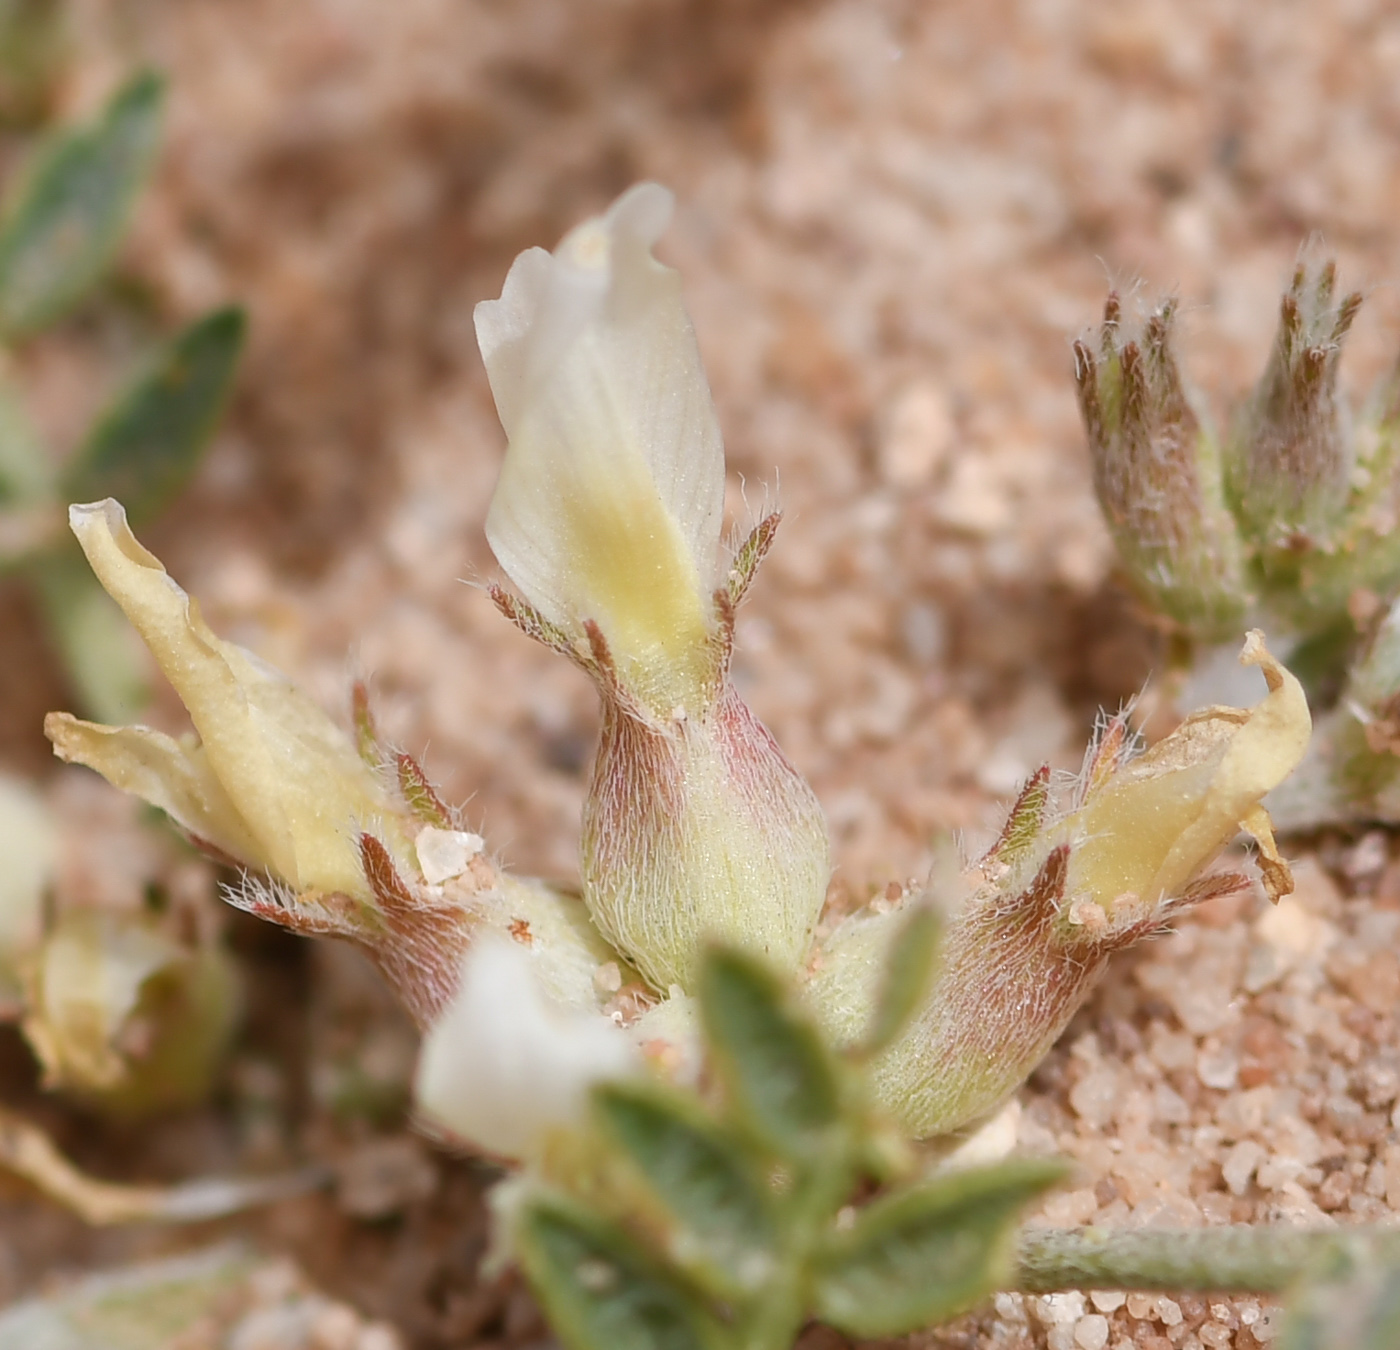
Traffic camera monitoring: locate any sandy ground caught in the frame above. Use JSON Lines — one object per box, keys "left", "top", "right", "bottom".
{"left": 3, "top": 1, "right": 1400, "bottom": 1346}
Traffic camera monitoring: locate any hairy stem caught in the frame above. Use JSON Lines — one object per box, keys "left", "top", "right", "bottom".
{"left": 1015, "top": 1226, "right": 1400, "bottom": 1294}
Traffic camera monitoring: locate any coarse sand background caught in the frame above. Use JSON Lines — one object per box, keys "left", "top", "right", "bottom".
{"left": 3, "top": 1, "right": 1400, "bottom": 1346}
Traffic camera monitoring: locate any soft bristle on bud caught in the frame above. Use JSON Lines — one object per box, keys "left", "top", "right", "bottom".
{"left": 351, "top": 681, "right": 380, "bottom": 766}
{"left": 1075, "top": 293, "right": 1246, "bottom": 638}
{"left": 1228, "top": 256, "right": 1363, "bottom": 546}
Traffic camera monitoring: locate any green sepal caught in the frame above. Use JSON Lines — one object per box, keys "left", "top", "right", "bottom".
{"left": 0, "top": 369, "right": 48, "bottom": 506}
{"left": 0, "top": 69, "right": 164, "bottom": 338}
{"left": 811, "top": 1158, "right": 1068, "bottom": 1337}
{"left": 696, "top": 946, "right": 843, "bottom": 1163}
{"left": 62, "top": 306, "right": 245, "bottom": 523}
{"left": 516, "top": 1197, "right": 723, "bottom": 1350}
{"left": 593, "top": 1081, "right": 776, "bottom": 1297}
{"left": 853, "top": 904, "right": 939, "bottom": 1061}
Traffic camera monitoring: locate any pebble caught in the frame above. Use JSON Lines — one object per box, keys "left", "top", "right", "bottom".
{"left": 1222, "top": 1139, "right": 1265, "bottom": 1196}
{"left": 877, "top": 379, "right": 954, "bottom": 487}
{"left": 1090, "top": 1291, "right": 1127, "bottom": 1313}
{"left": 414, "top": 827, "right": 485, "bottom": 884}
{"left": 1070, "top": 1066, "right": 1122, "bottom": 1129}
{"left": 1074, "top": 1313, "right": 1110, "bottom": 1349}
{"left": 1197, "top": 1042, "right": 1240, "bottom": 1090}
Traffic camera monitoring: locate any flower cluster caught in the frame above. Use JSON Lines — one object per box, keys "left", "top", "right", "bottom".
{"left": 47, "top": 186, "right": 1312, "bottom": 1163}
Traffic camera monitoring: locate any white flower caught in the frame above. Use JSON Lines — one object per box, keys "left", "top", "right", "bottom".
{"left": 414, "top": 934, "right": 637, "bottom": 1160}
{"left": 477, "top": 182, "right": 724, "bottom": 711}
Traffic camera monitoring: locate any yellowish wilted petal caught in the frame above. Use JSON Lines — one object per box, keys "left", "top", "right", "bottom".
{"left": 58, "top": 499, "right": 400, "bottom": 900}
{"left": 479, "top": 183, "right": 724, "bottom": 707}
{"left": 44, "top": 716, "right": 262, "bottom": 867}
{"left": 1070, "top": 629, "right": 1310, "bottom": 907}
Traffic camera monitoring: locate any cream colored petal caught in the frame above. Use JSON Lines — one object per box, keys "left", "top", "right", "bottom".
{"left": 1068, "top": 632, "right": 1309, "bottom": 909}
{"left": 414, "top": 934, "right": 636, "bottom": 1161}
{"left": 44, "top": 713, "right": 263, "bottom": 868}
{"left": 478, "top": 184, "right": 724, "bottom": 700}
{"left": 67, "top": 500, "right": 390, "bottom": 898}
{"left": 1144, "top": 630, "right": 1309, "bottom": 900}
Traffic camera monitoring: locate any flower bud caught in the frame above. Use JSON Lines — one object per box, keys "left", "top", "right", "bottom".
{"left": 809, "top": 632, "right": 1309, "bottom": 1138}
{"left": 479, "top": 186, "right": 830, "bottom": 991}
{"left": 1074, "top": 293, "right": 1246, "bottom": 638}
{"left": 477, "top": 182, "right": 723, "bottom": 716}
{"left": 1228, "top": 257, "right": 1362, "bottom": 547}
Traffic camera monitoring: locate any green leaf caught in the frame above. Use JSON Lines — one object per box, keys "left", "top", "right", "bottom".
{"left": 697, "top": 947, "right": 843, "bottom": 1161}
{"left": 812, "top": 1159, "right": 1068, "bottom": 1337}
{"left": 517, "top": 1198, "right": 721, "bottom": 1350}
{"left": 0, "top": 68, "right": 164, "bottom": 338}
{"left": 0, "top": 375, "right": 48, "bottom": 504}
{"left": 33, "top": 546, "right": 148, "bottom": 721}
{"left": 594, "top": 1082, "right": 775, "bottom": 1294}
{"left": 1281, "top": 1244, "right": 1400, "bottom": 1350}
{"left": 855, "top": 904, "right": 939, "bottom": 1059}
{"left": 62, "top": 306, "right": 244, "bottom": 523}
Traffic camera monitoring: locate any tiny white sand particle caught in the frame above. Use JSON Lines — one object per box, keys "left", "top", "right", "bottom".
{"left": 1074, "top": 1313, "right": 1109, "bottom": 1350}
{"left": 1090, "top": 1290, "right": 1126, "bottom": 1313}
{"left": 415, "top": 827, "right": 485, "bottom": 884}
{"left": 1156, "top": 1296, "right": 1183, "bottom": 1326}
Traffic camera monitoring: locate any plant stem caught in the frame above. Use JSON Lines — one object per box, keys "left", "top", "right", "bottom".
{"left": 1015, "top": 1226, "right": 1400, "bottom": 1294}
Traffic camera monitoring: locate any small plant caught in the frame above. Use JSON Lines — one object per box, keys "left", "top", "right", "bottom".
{"left": 507, "top": 920, "right": 1068, "bottom": 1350}
{"left": 0, "top": 69, "right": 244, "bottom": 722}
{"left": 36, "top": 185, "right": 1400, "bottom": 1344}
{"left": 1075, "top": 257, "right": 1400, "bottom": 830}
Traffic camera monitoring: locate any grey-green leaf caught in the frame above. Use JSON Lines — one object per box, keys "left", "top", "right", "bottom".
{"left": 0, "top": 374, "right": 48, "bottom": 505}
{"left": 517, "top": 1198, "right": 720, "bottom": 1350}
{"left": 62, "top": 306, "right": 244, "bottom": 523}
{"left": 0, "top": 68, "right": 164, "bottom": 337}
{"left": 697, "top": 947, "right": 843, "bottom": 1161}
{"left": 856, "top": 904, "right": 939, "bottom": 1059}
{"left": 1281, "top": 1244, "right": 1400, "bottom": 1350}
{"left": 813, "top": 1158, "right": 1068, "bottom": 1337}
{"left": 594, "top": 1082, "right": 774, "bottom": 1294}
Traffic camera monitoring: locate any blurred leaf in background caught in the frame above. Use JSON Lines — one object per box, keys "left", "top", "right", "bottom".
{"left": 0, "top": 69, "right": 245, "bottom": 722}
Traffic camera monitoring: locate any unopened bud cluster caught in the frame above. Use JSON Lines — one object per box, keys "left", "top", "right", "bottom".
{"left": 1077, "top": 255, "right": 1400, "bottom": 828}
{"left": 1076, "top": 257, "right": 1400, "bottom": 640}
{"left": 1074, "top": 296, "right": 1244, "bottom": 636}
